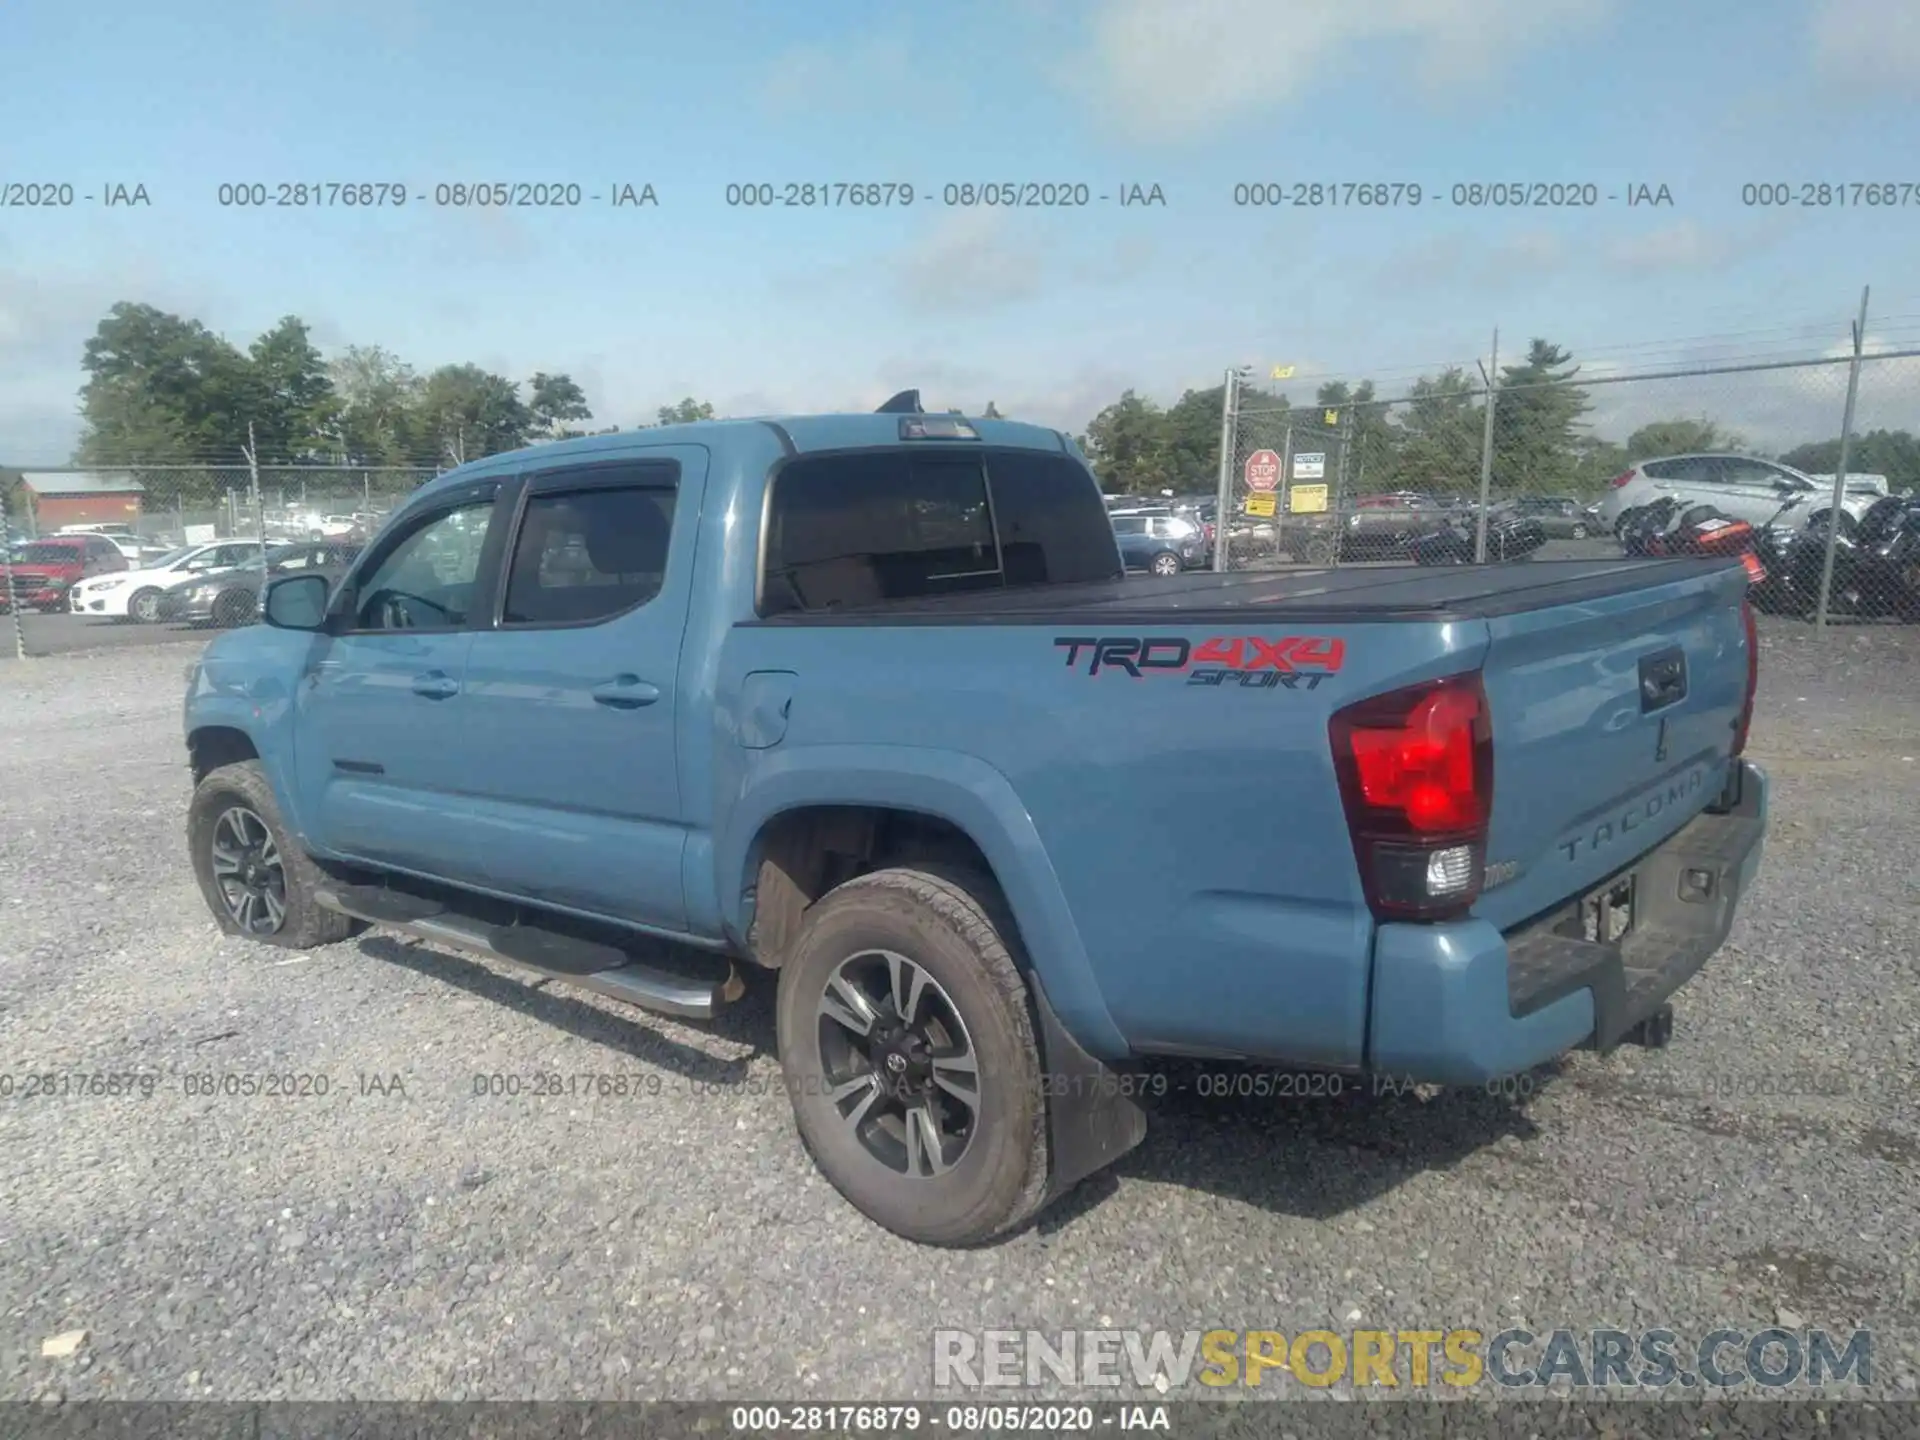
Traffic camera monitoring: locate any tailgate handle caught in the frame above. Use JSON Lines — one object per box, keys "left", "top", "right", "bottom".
{"left": 1638, "top": 649, "right": 1687, "bottom": 713}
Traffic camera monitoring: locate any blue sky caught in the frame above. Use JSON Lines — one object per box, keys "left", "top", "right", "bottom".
{"left": 5, "top": 0, "right": 1920, "bottom": 462}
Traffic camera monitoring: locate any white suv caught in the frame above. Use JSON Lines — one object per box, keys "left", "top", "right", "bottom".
{"left": 1596, "top": 453, "right": 1888, "bottom": 538}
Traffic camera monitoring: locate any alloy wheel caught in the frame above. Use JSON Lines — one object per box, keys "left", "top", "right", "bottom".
{"left": 208, "top": 806, "right": 287, "bottom": 934}
{"left": 815, "top": 949, "right": 980, "bottom": 1179}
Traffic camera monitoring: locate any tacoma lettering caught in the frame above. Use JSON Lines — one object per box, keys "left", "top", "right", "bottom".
{"left": 1559, "top": 769, "right": 1707, "bottom": 862}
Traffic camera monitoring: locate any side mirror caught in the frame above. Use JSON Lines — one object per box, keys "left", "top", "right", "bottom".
{"left": 263, "top": 573, "right": 330, "bottom": 631}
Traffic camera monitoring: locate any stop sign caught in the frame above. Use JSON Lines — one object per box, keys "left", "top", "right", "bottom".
{"left": 1245, "top": 449, "right": 1281, "bottom": 492}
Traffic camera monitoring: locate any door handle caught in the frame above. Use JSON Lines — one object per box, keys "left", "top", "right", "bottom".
{"left": 591, "top": 675, "right": 660, "bottom": 709}
{"left": 412, "top": 670, "right": 459, "bottom": 700}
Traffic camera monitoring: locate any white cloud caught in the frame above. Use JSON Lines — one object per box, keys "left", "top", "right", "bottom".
{"left": 760, "top": 31, "right": 965, "bottom": 118}
{"left": 1810, "top": 0, "right": 1920, "bottom": 88}
{"left": 891, "top": 209, "right": 1050, "bottom": 314}
{"left": 1604, "top": 222, "right": 1739, "bottom": 275}
{"left": 1059, "top": 0, "right": 1615, "bottom": 143}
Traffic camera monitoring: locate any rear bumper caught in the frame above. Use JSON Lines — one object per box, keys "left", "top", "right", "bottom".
{"left": 1367, "top": 759, "right": 1768, "bottom": 1085}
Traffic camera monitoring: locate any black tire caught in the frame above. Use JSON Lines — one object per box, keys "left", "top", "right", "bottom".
{"left": 1570, "top": 523, "right": 1587, "bottom": 540}
{"left": 1148, "top": 551, "right": 1181, "bottom": 577}
{"left": 211, "top": 587, "right": 257, "bottom": 628}
{"left": 127, "top": 587, "right": 164, "bottom": 624}
{"left": 1808, "top": 509, "right": 1858, "bottom": 540}
{"left": 776, "top": 864, "right": 1050, "bottom": 1247}
{"left": 188, "top": 760, "right": 365, "bottom": 950}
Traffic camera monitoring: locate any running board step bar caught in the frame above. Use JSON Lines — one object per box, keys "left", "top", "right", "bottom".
{"left": 313, "top": 885, "right": 743, "bottom": 1020}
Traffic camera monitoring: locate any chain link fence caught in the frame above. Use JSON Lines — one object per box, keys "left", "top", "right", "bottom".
{"left": 1212, "top": 345, "right": 1920, "bottom": 630}
{"left": 4, "top": 465, "right": 438, "bottom": 549}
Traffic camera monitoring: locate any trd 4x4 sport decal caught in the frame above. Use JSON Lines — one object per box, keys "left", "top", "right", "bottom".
{"left": 1053, "top": 635, "right": 1346, "bottom": 690}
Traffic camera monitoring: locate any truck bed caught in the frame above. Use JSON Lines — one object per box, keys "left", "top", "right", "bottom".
{"left": 743, "top": 557, "right": 1746, "bottom": 625}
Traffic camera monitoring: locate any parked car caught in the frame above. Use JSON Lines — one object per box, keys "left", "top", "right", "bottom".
{"left": 1499, "top": 495, "right": 1592, "bottom": 539}
{"left": 1404, "top": 511, "right": 1549, "bottom": 565}
{"left": 159, "top": 539, "right": 362, "bottom": 627}
{"left": 0, "top": 534, "right": 129, "bottom": 612}
{"left": 67, "top": 540, "right": 268, "bottom": 623}
{"left": 1112, "top": 511, "right": 1208, "bottom": 574}
{"left": 1339, "top": 493, "right": 1451, "bottom": 560}
{"left": 1597, "top": 454, "right": 1887, "bottom": 540}
{"left": 183, "top": 401, "right": 1766, "bottom": 1248}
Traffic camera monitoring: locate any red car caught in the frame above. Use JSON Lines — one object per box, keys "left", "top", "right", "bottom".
{"left": 1, "top": 534, "right": 130, "bottom": 613}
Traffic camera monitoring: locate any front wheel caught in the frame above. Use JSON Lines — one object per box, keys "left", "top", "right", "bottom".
{"left": 776, "top": 865, "right": 1050, "bottom": 1247}
{"left": 128, "top": 587, "right": 164, "bottom": 624}
{"left": 188, "top": 760, "right": 365, "bottom": 949}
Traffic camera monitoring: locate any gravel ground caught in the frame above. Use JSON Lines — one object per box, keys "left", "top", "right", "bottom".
{"left": 0, "top": 619, "right": 1916, "bottom": 1410}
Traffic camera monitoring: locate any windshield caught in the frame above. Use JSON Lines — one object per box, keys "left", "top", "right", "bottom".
{"left": 9, "top": 542, "right": 81, "bottom": 565}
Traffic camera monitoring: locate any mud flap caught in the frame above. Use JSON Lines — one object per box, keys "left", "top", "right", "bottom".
{"left": 1029, "top": 973, "right": 1148, "bottom": 1203}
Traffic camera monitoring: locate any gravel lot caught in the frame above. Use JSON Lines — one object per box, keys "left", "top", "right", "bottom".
{"left": 1, "top": 618, "right": 1916, "bottom": 1407}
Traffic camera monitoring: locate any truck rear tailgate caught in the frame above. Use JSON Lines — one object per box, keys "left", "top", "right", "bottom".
{"left": 1470, "top": 559, "right": 1752, "bottom": 933}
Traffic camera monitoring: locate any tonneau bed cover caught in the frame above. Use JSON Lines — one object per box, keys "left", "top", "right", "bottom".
{"left": 745, "top": 557, "right": 1748, "bottom": 626}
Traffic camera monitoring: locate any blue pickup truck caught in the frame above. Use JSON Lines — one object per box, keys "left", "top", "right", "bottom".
{"left": 182, "top": 393, "right": 1767, "bottom": 1247}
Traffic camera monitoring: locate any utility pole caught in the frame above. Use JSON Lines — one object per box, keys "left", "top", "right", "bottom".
{"left": 1814, "top": 287, "right": 1870, "bottom": 632}
{"left": 242, "top": 422, "right": 267, "bottom": 557}
{"left": 1473, "top": 328, "right": 1501, "bottom": 564}
{"left": 1211, "top": 367, "right": 1240, "bottom": 572}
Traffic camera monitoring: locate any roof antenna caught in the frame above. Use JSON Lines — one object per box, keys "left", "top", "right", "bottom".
{"left": 875, "top": 389, "right": 923, "bottom": 415}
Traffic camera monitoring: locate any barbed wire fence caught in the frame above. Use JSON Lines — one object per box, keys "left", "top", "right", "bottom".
{"left": 1214, "top": 300, "right": 1920, "bottom": 633}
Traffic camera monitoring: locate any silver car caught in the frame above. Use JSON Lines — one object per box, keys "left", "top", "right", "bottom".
{"left": 1597, "top": 453, "right": 1887, "bottom": 538}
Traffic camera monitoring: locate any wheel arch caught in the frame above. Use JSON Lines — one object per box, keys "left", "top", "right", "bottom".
{"left": 188, "top": 724, "right": 260, "bottom": 785}
{"left": 718, "top": 747, "right": 1127, "bottom": 1059}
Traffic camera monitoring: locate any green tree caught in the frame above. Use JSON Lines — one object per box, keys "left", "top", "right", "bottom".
{"left": 1567, "top": 434, "right": 1632, "bottom": 496}
{"left": 77, "top": 302, "right": 255, "bottom": 468}
{"left": 1389, "top": 368, "right": 1485, "bottom": 496}
{"left": 1163, "top": 386, "right": 1229, "bottom": 492}
{"left": 1083, "top": 390, "right": 1172, "bottom": 494}
{"left": 328, "top": 345, "right": 426, "bottom": 466}
{"left": 1625, "top": 417, "right": 1743, "bottom": 460}
{"left": 529, "top": 372, "right": 593, "bottom": 439}
{"left": 1780, "top": 429, "right": 1920, "bottom": 490}
{"left": 1491, "top": 339, "right": 1591, "bottom": 496}
{"left": 247, "top": 316, "right": 338, "bottom": 461}
{"left": 656, "top": 397, "right": 716, "bottom": 425}
{"left": 418, "top": 364, "right": 532, "bottom": 465}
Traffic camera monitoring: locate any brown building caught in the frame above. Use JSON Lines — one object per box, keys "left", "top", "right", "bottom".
{"left": 18, "top": 472, "right": 146, "bottom": 531}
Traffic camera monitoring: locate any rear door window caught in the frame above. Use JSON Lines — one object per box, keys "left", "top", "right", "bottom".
{"left": 502, "top": 472, "right": 678, "bottom": 626}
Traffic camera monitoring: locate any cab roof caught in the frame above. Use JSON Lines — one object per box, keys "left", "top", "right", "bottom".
{"left": 412, "top": 406, "right": 1077, "bottom": 502}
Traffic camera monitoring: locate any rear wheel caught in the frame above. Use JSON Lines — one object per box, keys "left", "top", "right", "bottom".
{"left": 212, "top": 587, "right": 258, "bottom": 628}
{"left": 1570, "top": 522, "right": 1588, "bottom": 540}
{"left": 1148, "top": 551, "right": 1181, "bottom": 576}
{"left": 776, "top": 865, "right": 1049, "bottom": 1247}
{"left": 188, "top": 760, "right": 365, "bottom": 949}
{"left": 1808, "top": 509, "right": 1858, "bottom": 541}
{"left": 128, "top": 587, "right": 164, "bottom": 624}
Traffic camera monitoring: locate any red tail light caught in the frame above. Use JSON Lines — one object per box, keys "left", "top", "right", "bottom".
{"left": 1732, "top": 599, "right": 1758, "bottom": 756}
{"left": 1608, "top": 470, "right": 1635, "bottom": 488}
{"left": 1329, "top": 672, "right": 1493, "bottom": 922}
